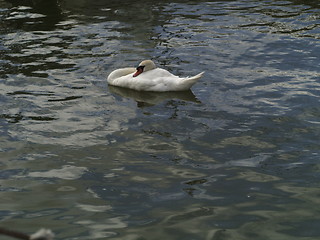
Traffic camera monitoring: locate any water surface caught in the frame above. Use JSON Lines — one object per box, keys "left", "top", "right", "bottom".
{"left": 0, "top": 0, "right": 320, "bottom": 239}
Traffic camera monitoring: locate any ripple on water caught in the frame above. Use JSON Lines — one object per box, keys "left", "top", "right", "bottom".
{"left": 28, "top": 165, "right": 88, "bottom": 180}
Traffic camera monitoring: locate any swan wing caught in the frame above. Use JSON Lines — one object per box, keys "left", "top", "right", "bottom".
{"left": 147, "top": 71, "right": 205, "bottom": 92}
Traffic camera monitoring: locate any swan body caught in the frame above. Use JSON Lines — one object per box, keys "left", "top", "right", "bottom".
{"left": 107, "top": 60, "right": 204, "bottom": 92}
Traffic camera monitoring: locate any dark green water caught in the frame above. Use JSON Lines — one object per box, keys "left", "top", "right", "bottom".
{"left": 0, "top": 0, "right": 319, "bottom": 239}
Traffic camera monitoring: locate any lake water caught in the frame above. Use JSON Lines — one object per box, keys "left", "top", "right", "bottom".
{"left": 0, "top": 0, "right": 319, "bottom": 239}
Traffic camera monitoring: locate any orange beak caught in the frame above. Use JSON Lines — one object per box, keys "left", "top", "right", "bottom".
{"left": 133, "top": 66, "right": 144, "bottom": 77}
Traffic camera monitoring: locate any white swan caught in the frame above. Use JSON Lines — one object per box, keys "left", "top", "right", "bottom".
{"left": 107, "top": 60, "right": 204, "bottom": 92}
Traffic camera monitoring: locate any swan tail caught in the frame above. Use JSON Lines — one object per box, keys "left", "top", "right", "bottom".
{"left": 188, "top": 71, "right": 205, "bottom": 81}
{"left": 179, "top": 71, "right": 204, "bottom": 90}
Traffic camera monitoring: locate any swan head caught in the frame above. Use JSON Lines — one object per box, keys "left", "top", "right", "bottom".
{"left": 133, "top": 60, "right": 156, "bottom": 77}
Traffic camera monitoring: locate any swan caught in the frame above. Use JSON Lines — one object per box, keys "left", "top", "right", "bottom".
{"left": 107, "top": 60, "right": 204, "bottom": 92}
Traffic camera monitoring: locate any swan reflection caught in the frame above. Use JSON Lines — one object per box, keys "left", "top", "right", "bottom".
{"left": 109, "top": 85, "right": 200, "bottom": 107}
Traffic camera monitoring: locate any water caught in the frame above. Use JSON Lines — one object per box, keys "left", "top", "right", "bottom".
{"left": 0, "top": 0, "right": 319, "bottom": 239}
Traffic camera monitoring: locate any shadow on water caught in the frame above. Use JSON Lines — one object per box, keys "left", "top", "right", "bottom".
{"left": 289, "top": 0, "right": 320, "bottom": 8}
{"left": 4, "top": 0, "right": 63, "bottom": 30}
{"left": 109, "top": 85, "right": 201, "bottom": 107}
{"left": 0, "top": 112, "right": 57, "bottom": 123}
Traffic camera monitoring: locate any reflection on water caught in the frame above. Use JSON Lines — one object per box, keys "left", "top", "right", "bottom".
{"left": 109, "top": 85, "right": 200, "bottom": 107}
{"left": 0, "top": 0, "right": 320, "bottom": 239}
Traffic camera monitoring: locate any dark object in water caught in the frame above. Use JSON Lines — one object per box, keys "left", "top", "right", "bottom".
{"left": 0, "top": 227, "right": 54, "bottom": 240}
